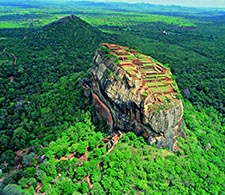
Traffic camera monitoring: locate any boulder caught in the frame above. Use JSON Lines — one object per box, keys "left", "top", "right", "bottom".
{"left": 91, "top": 43, "right": 185, "bottom": 151}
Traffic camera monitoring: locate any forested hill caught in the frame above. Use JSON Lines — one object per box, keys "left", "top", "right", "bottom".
{"left": 0, "top": 15, "right": 108, "bottom": 161}
{"left": 1, "top": 15, "right": 107, "bottom": 95}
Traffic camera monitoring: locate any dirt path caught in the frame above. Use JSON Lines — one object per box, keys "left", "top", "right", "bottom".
{"left": 1, "top": 48, "right": 17, "bottom": 82}
{"left": 1, "top": 48, "right": 17, "bottom": 66}
{"left": 10, "top": 52, "right": 17, "bottom": 66}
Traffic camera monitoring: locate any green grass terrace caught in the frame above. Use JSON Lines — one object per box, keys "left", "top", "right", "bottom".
{"left": 102, "top": 43, "right": 177, "bottom": 101}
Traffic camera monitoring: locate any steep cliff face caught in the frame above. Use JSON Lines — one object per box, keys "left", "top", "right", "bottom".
{"left": 91, "top": 43, "right": 184, "bottom": 151}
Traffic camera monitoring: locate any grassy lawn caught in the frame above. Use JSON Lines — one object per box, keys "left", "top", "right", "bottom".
{"left": 145, "top": 75, "right": 167, "bottom": 79}
{"left": 122, "top": 66, "right": 136, "bottom": 74}
{"left": 150, "top": 85, "right": 171, "bottom": 93}
{"left": 145, "top": 81, "right": 168, "bottom": 87}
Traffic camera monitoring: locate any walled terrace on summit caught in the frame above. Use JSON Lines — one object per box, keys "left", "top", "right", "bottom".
{"left": 101, "top": 43, "right": 177, "bottom": 104}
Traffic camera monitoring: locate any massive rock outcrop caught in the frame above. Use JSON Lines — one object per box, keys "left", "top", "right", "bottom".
{"left": 90, "top": 43, "right": 184, "bottom": 151}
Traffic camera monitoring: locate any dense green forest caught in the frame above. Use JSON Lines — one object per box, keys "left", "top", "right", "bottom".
{"left": 0, "top": 1, "right": 224, "bottom": 194}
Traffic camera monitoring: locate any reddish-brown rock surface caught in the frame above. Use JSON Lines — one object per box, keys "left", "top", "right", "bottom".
{"left": 90, "top": 43, "right": 185, "bottom": 151}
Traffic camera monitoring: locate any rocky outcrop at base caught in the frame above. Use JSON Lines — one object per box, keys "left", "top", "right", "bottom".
{"left": 90, "top": 43, "right": 185, "bottom": 151}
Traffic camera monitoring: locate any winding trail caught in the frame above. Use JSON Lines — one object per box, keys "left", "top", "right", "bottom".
{"left": 0, "top": 48, "right": 17, "bottom": 82}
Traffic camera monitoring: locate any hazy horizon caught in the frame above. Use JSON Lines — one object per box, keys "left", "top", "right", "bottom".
{"left": 35, "top": 0, "right": 225, "bottom": 8}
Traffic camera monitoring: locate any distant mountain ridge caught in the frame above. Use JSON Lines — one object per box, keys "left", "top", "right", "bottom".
{"left": 0, "top": 0, "right": 220, "bottom": 12}
{"left": 65, "top": 1, "right": 225, "bottom": 12}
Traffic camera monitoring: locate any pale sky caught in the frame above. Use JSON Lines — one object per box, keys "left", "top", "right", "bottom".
{"left": 79, "top": 0, "right": 225, "bottom": 8}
